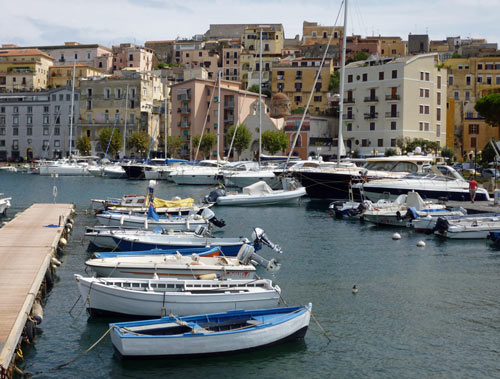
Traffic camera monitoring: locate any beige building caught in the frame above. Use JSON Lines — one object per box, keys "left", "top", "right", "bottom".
{"left": 342, "top": 54, "right": 446, "bottom": 155}
{"left": 222, "top": 43, "right": 242, "bottom": 81}
{"left": 1, "top": 42, "right": 114, "bottom": 73}
{"left": 271, "top": 57, "right": 333, "bottom": 115}
{"left": 366, "top": 36, "right": 407, "bottom": 57}
{"left": 112, "top": 44, "right": 154, "bottom": 72}
{"left": 181, "top": 49, "right": 219, "bottom": 80}
{"left": 302, "top": 21, "right": 343, "bottom": 47}
{"left": 78, "top": 71, "right": 164, "bottom": 157}
{"left": 170, "top": 78, "right": 261, "bottom": 159}
{"left": 49, "top": 64, "right": 104, "bottom": 88}
{"left": 0, "top": 49, "right": 53, "bottom": 92}
{"left": 445, "top": 56, "right": 500, "bottom": 158}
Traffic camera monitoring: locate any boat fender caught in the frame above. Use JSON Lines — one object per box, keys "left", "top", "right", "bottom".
{"left": 31, "top": 301, "right": 43, "bottom": 325}
{"left": 44, "top": 269, "right": 54, "bottom": 289}
{"left": 198, "top": 273, "right": 217, "bottom": 280}
{"left": 67, "top": 218, "right": 74, "bottom": 225}
{"left": 417, "top": 240, "right": 426, "bottom": 247}
{"left": 59, "top": 237, "right": 67, "bottom": 248}
{"left": 25, "top": 319, "right": 36, "bottom": 343}
{"left": 51, "top": 257, "right": 62, "bottom": 266}
{"left": 191, "top": 253, "right": 200, "bottom": 262}
{"left": 144, "top": 219, "right": 148, "bottom": 229}
{"left": 288, "top": 181, "right": 298, "bottom": 191}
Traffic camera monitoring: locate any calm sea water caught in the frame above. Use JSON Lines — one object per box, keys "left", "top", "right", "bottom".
{"left": 2, "top": 174, "right": 500, "bottom": 378}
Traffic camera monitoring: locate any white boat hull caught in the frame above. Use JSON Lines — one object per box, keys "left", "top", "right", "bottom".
{"left": 95, "top": 213, "right": 208, "bottom": 231}
{"left": 39, "top": 165, "right": 90, "bottom": 176}
{"left": 75, "top": 275, "right": 280, "bottom": 317}
{"left": 216, "top": 187, "right": 306, "bottom": 206}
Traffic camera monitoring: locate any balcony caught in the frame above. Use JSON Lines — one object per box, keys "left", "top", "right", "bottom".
{"left": 277, "top": 75, "right": 284, "bottom": 80}
{"left": 343, "top": 114, "right": 355, "bottom": 120}
{"left": 385, "top": 94, "right": 400, "bottom": 101}
{"left": 178, "top": 121, "right": 191, "bottom": 128}
{"left": 177, "top": 93, "right": 191, "bottom": 101}
{"left": 177, "top": 108, "right": 191, "bottom": 114}
{"left": 224, "top": 115, "right": 234, "bottom": 122}
{"left": 224, "top": 101, "right": 234, "bottom": 109}
{"left": 364, "top": 112, "right": 378, "bottom": 120}
{"left": 464, "top": 114, "right": 485, "bottom": 120}
{"left": 344, "top": 98, "right": 355, "bottom": 104}
{"left": 364, "top": 96, "right": 378, "bottom": 102}
{"left": 385, "top": 112, "right": 400, "bottom": 118}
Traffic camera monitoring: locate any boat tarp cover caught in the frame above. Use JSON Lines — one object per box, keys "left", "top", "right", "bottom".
{"left": 152, "top": 197, "right": 195, "bottom": 208}
{"left": 242, "top": 181, "right": 274, "bottom": 195}
{"left": 406, "top": 191, "right": 426, "bottom": 211}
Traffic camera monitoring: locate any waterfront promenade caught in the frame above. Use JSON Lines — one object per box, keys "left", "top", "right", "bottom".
{"left": 0, "top": 203, "right": 74, "bottom": 372}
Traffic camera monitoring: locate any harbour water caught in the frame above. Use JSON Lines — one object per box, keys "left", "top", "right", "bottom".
{"left": 2, "top": 174, "right": 500, "bottom": 378}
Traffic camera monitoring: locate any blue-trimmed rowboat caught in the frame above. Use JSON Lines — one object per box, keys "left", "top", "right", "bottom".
{"left": 109, "top": 304, "right": 311, "bottom": 359}
{"left": 91, "top": 246, "right": 222, "bottom": 259}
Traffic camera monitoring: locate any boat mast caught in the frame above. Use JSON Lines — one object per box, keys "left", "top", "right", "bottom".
{"left": 258, "top": 26, "right": 263, "bottom": 168}
{"left": 217, "top": 69, "right": 221, "bottom": 165}
{"left": 69, "top": 62, "right": 76, "bottom": 158}
{"left": 337, "top": 0, "right": 348, "bottom": 165}
{"left": 164, "top": 81, "right": 168, "bottom": 159}
{"left": 122, "top": 84, "right": 129, "bottom": 159}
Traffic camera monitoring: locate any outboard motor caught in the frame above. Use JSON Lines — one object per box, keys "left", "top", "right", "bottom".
{"left": 237, "top": 244, "right": 280, "bottom": 271}
{"left": 204, "top": 188, "right": 226, "bottom": 204}
{"left": 252, "top": 227, "right": 282, "bottom": 254}
{"left": 433, "top": 217, "right": 449, "bottom": 234}
{"left": 405, "top": 207, "right": 419, "bottom": 221}
{"left": 200, "top": 207, "right": 226, "bottom": 228}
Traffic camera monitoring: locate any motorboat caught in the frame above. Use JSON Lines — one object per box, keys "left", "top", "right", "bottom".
{"left": 168, "top": 160, "right": 225, "bottom": 186}
{"left": 90, "top": 246, "right": 222, "bottom": 259}
{"left": 103, "top": 164, "right": 127, "bottom": 179}
{"left": 85, "top": 225, "right": 281, "bottom": 257}
{"left": 74, "top": 274, "right": 281, "bottom": 318}
{"left": 0, "top": 165, "right": 17, "bottom": 173}
{"left": 434, "top": 215, "right": 500, "bottom": 239}
{"left": 0, "top": 194, "right": 11, "bottom": 215}
{"left": 223, "top": 162, "right": 281, "bottom": 189}
{"left": 359, "top": 165, "right": 490, "bottom": 202}
{"left": 39, "top": 158, "right": 91, "bottom": 176}
{"left": 109, "top": 304, "right": 311, "bottom": 359}
{"left": 294, "top": 155, "right": 433, "bottom": 200}
{"left": 91, "top": 194, "right": 197, "bottom": 213}
{"left": 144, "top": 159, "right": 189, "bottom": 180}
{"left": 205, "top": 179, "right": 306, "bottom": 206}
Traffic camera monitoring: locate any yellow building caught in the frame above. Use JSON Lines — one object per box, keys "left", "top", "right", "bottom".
{"left": 366, "top": 36, "right": 407, "bottom": 57}
{"left": 49, "top": 64, "right": 104, "bottom": 88}
{"left": 445, "top": 56, "right": 500, "bottom": 159}
{"left": 0, "top": 49, "right": 53, "bottom": 92}
{"left": 302, "top": 21, "right": 343, "bottom": 47}
{"left": 271, "top": 57, "right": 333, "bottom": 115}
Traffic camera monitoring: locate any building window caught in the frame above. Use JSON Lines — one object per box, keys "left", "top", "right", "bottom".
{"left": 437, "top": 108, "right": 441, "bottom": 121}
{"left": 448, "top": 75, "right": 454, "bottom": 85}
{"left": 27, "top": 116, "right": 32, "bottom": 125}
{"left": 313, "top": 95, "right": 322, "bottom": 102}
{"left": 391, "top": 121, "right": 396, "bottom": 130}
{"left": 43, "top": 115, "right": 49, "bottom": 124}
{"left": 454, "top": 91, "right": 459, "bottom": 100}
{"left": 362, "top": 73, "right": 367, "bottom": 82}
{"left": 27, "top": 106, "right": 32, "bottom": 113}
{"left": 295, "top": 82, "right": 302, "bottom": 91}
{"left": 54, "top": 140, "right": 60, "bottom": 147}
{"left": 87, "top": 100, "right": 92, "bottom": 110}
{"left": 13, "top": 116, "right": 18, "bottom": 125}
{"left": 294, "top": 96, "right": 302, "bottom": 102}
{"left": 87, "top": 88, "right": 92, "bottom": 97}
{"left": 469, "top": 124, "right": 479, "bottom": 134}
{"left": 471, "top": 137, "right": 477, "bottom": 148}
{"left": 425, "top": 72, "right": 430, "bottom": 81}
{"left": 437, "top": 92, "right": 441, "bottom": 105}
{"left": 13, "top": 106, "right": 18, "bottom": 113}
{"left": 105, "top": 88, "right": 110, "bottom": 99}
{"left": 379, "top": 72, "right": 384, "bottom": 80}
{"left": 0, "top": 128, "right": 5, "bottom": 136}
{"left": 369, "top": 122, "right": 375, "bottom": 131}
{"left": 477, "top": 76, "right": 483, "bottom": 83}
{"left": 391, "top": 138, "right": 396, "bottom": 147}
{"left": 437, "top": 76, "right": 441, "bottom": 89}
{"left": 466, "top": 76, "right": 471, "bottom": 86}
{"left": 43, "top": 105, "right": 49, "bottom": 113}
{"left": 436, "top": 124, "right": 441, "bottom": 137}
{"left": 43, "top": 128, "right": 49, "bottom": 136}
{"left": 378, "top": 138, "right": 383, "bottom": 147}
{"left": 425, "top": 89, "right": 429, "bottom": 98}
{"left": 361, "top": 139, "right": 368, "bottom": 147}
{"left": 54, "top": 127, "right": 60, "bottom": 136}
{"left": 347, "top": 74, "right": 353, "bottom": 83}
{"left": 420, "top": 72, "right": 424, "bottom": 81}
{"left": 347, "top": 123, "right": 352, "bottom": 131}
{"left": 13, "top": 128, "right": 18, "bottom": 136}
{"left": 392, "top": 70, "right": 397, "bottom": 79}
{"left": 465, "top": 91, "right": 470, "bottom": 100}
{"left": 116, "top": 88, "right": 122, "bottom": 99}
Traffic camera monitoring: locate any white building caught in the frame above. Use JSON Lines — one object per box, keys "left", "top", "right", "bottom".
{"left": 342, "top": 53, "right": 447, "bottom": 155}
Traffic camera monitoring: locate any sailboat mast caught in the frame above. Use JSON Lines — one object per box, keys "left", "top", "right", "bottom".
{"left": 69, "top": 62, "right": 76, "bottom": 158}
{"left": 164, "top": 81, "right": 168, "bottom": 159}
{"left": 337, "top": 0, "right": 348, "bottom": 165}
{"left": 217, "top": 70, "right": 221, "bottom": 165}
{"left": 258, "top": 27, "right": 263, "bottom": 168}
{"left": 123, "top": 84, "right": 129, "bottom": 158}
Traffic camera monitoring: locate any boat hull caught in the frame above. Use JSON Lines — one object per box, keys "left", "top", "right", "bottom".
{"left": 361, "top": 187, "right": 489, "bottom": 202}
{"left": 216, "top": 187, "right": 306, "bottom": 206}
{"left": 95, "top": 213, "right": 208, "bottom": 231}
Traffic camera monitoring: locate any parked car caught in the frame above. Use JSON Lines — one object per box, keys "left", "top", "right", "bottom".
{"left": 481, "top": 168, "right": 500, "bottom": 178}
{"left": 462, "top": 168, "right": 478, "bottom": 178}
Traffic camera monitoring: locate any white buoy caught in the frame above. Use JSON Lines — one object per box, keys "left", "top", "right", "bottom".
{"left": 59, "top": 237, "right": 67, "bottom": 247}
{"left": 392, "top": 233, "right": 401, "bottom": 240}
{"left": 417, "top": 240, "right": 426, "bottom": 247}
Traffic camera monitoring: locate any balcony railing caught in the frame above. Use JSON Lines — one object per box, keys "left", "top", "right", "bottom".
{"left": 343, "top": 114, "right": 355, "bottom": 120}
{"left": 177, "top": 108, "right": 191, "bottom": 114}
{"left": 177, "top": 94, "right": 191, "bottom": 101}
{"left": 385, "top": 112, "right": 400, "bottom": 118}
{"left": 224, "top": 115, "right": 234, "bottom": 122}
{"left": 364, "top": 96, "right": 378, "bottom": 102}
{"left": 364, "top": 112, "right": 378, "bottom": 120}
{"left": 178, "top": 121, "right": 191, "bottom": 128}
{"left": 344, "top": 98, "right": 355, "bottom": 104}
{"left": 385, "top": 94, "right": 400, "bottom": 101}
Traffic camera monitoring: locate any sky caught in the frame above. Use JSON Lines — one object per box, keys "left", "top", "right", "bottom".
{"left": 1, "top": 0, "right": 499, "bottom": 48}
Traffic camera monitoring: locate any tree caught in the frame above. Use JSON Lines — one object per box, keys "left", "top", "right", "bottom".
{"left": 475, "top": 93, "right": 500, "bottom": 127}
{"left": 76, "top": 135, "right": 91, "bottom": 156}
{"left": 347, "top": 51, "right": 370, "bottom": 64}
{"left": 451, "top": 52, "right": 463, "bottom": 59}
{"left": 291, "top": 107, "right": 308, "bottom": 115}
{"left": 247, "top": 85, "right": 259, "bottom": 94}
{"left": 192, "top": 132, "right": 217, "bottom": 159}
{"left": 127, "top": 130, "right": 149, "bottom": 158}
{"left": 440, "top": 146, "right": 455, "bottom": 161}
{"left": 479, "top": 141, "right": 496, "bottom": 167}
{"left": 157, "top": 135, "right": 184, "bottom": 158}
{"left": 262, "top": 130, "right": 288, "bottom": 155}
{"left": 406, "top": 138, "right": 440, "bottom": 153}
{"left": 384, "top": 148, "right": 398, "bottom": 157}
{"left": 226, "top": 124, "right": 252, "bottom": 159}
{"left": 329, "top": 70, "right": 340, "bottom": 92}
{"left": 98, "top": 128, "right": 122, "bottom": 157}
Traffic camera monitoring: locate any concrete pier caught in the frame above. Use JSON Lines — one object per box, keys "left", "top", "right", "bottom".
{"left": 0, "top": 203, "right": 74, "bottom": 373}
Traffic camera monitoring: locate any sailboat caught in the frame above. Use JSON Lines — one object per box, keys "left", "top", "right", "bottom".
{"left": 39, "top": 64, "right": 91, "bottom": 176}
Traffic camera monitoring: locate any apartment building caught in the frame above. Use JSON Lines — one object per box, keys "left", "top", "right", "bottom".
{"left": 446, "top": 56, "right": 500, "bottom": 158}
{"left": 346, "top": 35, "right": 381, "bottom": 60}
{"left": 170, "top": 78, "right": 260, "bottom": 159}
{"left": 0, "top": 87, "right": 80, "bottom": 160}
{"left": 78, "top": 71, "right": 163, "bottom": 156}
{"left": 365, "top": 36, "right": 407, "bottom": 57}
{"left": 0, "top": 49, "right": 54, "bottom": 92}
{"left": 1, "top": 42, "right": 113, "bottom": 73}
{"left": 112, "top": 44, "right": 154, "bottom": 72}
{"left": 302, "top": 21, "right": 343, "bottom": 47}
{"left": 48, "top": 64, "right": 104, "bottom": 88}
{"left": 173, "top": 40, "right": 205, "bottom": 64}
{"left": 181, "top": 49, "right": 219, "bottom": 80}
{"left": 222, "top": 43, "right": 242, "bottom": 81}
{"left": 342, "top": 53, "right": 446, "bottom": 155}
{"left": 271, "top": 57, "right": 333, "bottom": 115}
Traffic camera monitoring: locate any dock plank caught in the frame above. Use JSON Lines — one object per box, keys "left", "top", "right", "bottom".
{"left": 0, "top": 203, "right": 74, "bottom": 370}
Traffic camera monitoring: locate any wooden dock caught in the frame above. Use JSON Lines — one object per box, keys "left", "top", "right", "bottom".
{"left": 0, "top": 203, "right": 74, "bottom": 372}
{"left": 446, "top": 200, "right": 500, "bottom": 214}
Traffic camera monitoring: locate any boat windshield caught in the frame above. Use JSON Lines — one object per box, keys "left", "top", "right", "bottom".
{"left": 404, "top": 173, "right": 456, "bottom": 181}
{"left": 363, "top": 161, "right": 418, "bottom": 172}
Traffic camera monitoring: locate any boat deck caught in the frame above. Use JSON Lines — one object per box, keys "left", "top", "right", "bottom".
{"left": 0, "top": 203, "right": 74, "bottom": 370}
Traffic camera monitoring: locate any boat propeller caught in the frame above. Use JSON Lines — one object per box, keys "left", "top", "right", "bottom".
{"left": 252, "top": 227, "right": 282, "bottom": 254}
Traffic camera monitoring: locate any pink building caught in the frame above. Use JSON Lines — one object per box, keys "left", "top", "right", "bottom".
{"left": 344, "top": 35, "right": 382, "bottom": 60}
{"left": 181, "top": 49, "right": 219, "bottom": 80}
{"left": 112, "top": 43, "right": 154, "bottom": 72}
{"left": 171, "top": 78, "right": 260, "bottom": 159}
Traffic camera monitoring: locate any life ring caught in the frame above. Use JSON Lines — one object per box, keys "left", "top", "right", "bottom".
{"left": 288, "top": 181, "right": 298, "bottom": 191}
